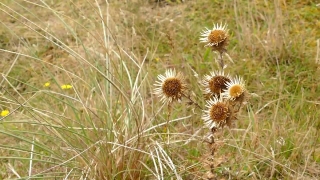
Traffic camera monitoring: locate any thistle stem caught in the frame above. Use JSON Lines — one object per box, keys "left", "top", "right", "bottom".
{"left": 181, "top": 93, "right": 203, "bottom": 110}
{"left": 218, "top": 51, "right": 224, "bottom": 70}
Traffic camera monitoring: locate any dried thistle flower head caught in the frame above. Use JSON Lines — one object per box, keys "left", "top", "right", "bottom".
{"left": 200, "top": 23, "right": 229, "bottom": 52}
{"left": 154, "top": 69, "right": 187, "bottom": 104}
{"left": 222, "top": 76, "right": 246, "bottom": 101}
{"left": 201, "top": 71, "right": 231, "bottom": 98}
{"left": 202, "top": 97, "right": 230, "bottom": 130}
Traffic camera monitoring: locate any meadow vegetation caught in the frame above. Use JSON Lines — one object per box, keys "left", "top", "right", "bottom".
{"left": 0, "top": 0, "right": 319, "bottom": 179}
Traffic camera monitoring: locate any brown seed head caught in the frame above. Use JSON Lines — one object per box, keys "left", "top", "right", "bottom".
{"left": 208, "top": 75, "right": 230, "bottom": 95}
{"left": 209, "top": 102, "right": 229, "bottom": 123}
{"left": 208, "top": 30, "right": 227, "bottom": 46}
{"left": 229, "top": 84, "right": 244, "bottom": 98}
{"left": 162, "top": 77, "right": 182, "bottom": 98}
{"left": 200, "top": 23, "right": 229, "bottom": 52}
{"left": 154, "top": 69, "right": 187, "bottom": 104}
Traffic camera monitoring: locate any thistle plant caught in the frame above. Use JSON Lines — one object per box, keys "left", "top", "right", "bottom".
{"left": 153, "top": 22, "right": 249, "bottom": 178}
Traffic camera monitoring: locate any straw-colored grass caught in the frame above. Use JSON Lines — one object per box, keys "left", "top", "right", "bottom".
{"left": 0, "top": 0, "right": 319, "bottom": 179}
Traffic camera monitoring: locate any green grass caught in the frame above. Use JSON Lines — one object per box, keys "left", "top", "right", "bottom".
{"left": 0, "top": 0, "right": 319, "bottom": 179}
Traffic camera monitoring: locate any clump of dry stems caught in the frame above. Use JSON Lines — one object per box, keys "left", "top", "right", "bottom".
{"left": 154, "top": 23, "right": 249, "bottom": 179}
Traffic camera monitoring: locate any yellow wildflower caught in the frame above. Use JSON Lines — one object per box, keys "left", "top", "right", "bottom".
{"left": 44, "top": 82, "right": 50, "bottom": 87}
{"left": 154, "top": 57, "right": 160, "bottom": 62}
{"left": 61, "top": 84, "right": 73, "bottom": 90}
{"left": 1, "top": 110, "right": 9, "bottom": 117}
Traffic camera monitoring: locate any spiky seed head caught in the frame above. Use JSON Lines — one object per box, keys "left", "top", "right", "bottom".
{"left": 200, "top": 23, "right": 229, "bottom": 52}
{"left": 154, "top": 69, "right": 187, "bottom": 104}
{"left": 201, "top": 71, "right": 230, "bottom": 98}
{"left": 209, "top": 102, "right": 229, "bottom": 122}
{"left": 209, "top": 76, "right": 230, "bottom": 94}
{"left": 202, "top": 97, "right": 230, "bottom": 129}
{"left": 162, "top": 77, "right": 182, "bottom": 97}
{"left": 222, "top": 76, "right": 246, "bottom": 101}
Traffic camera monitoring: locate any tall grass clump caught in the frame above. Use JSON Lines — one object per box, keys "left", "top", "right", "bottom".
{"left": 0, "top": 1, "right": 162, "bottom": 179}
